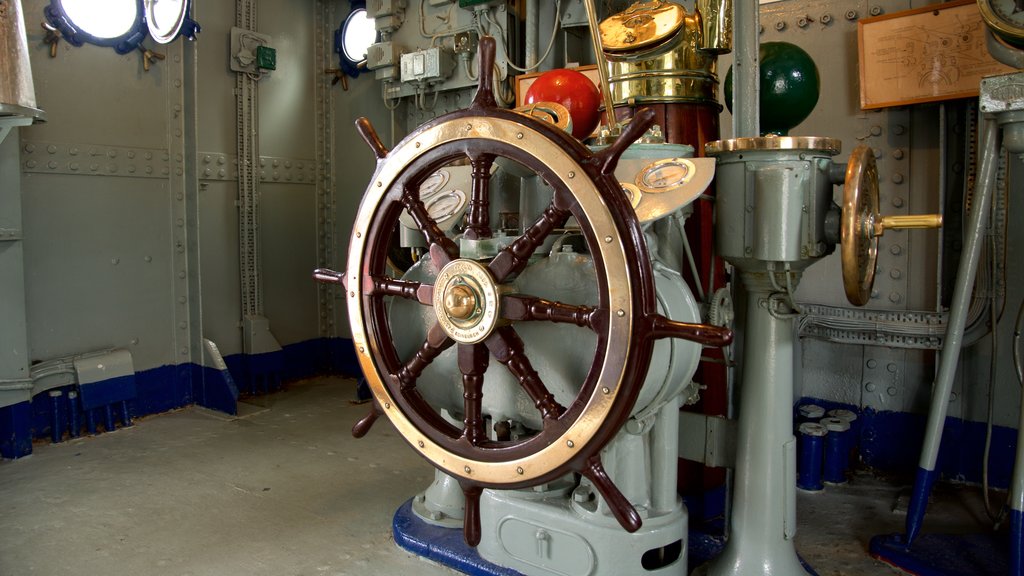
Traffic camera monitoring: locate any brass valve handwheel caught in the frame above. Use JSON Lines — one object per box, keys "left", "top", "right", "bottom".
{"left": 841, "top": 144, "right": 943, "bottom": 305}
{"left": 514, "top": 101, "right": 573, "bottom": 134}
{"left": 323, "top": 37, "right": 732, "bottom": 547}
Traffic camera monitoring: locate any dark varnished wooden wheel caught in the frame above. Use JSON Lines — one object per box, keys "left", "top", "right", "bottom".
{"left": 316, "top": 36, "right": 732, "bottom": 546}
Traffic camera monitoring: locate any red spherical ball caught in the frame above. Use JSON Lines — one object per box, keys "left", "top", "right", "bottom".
{"left": 524, "top": 69, "right": 602, "bottom": 140}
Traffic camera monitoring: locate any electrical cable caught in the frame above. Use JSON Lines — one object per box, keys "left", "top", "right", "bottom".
{"left": 419, "top": 0, "right": 456, "bottom": 39}
{"left": 1015, "top": 298, "right": 1024, "bottom": 386}
{"left": 473, "top": 18, "right": 513, "bottom": 106}
{"left": 461, "top": 55, "right": 478, "bottom": 81}
{"left": 491, "top": 63, "right": 514, "bottom": 106}
{"left": 425, "top": 83, "right": 441, "bottom": 111}
{"left": 675, "top": 214, "right": 705, "bottom": 303}
{"left": 982, "top": 220, "right": 1007, "bottom": 526}
{"left": 482, "top": 2, "right": 560, "bottom": 73}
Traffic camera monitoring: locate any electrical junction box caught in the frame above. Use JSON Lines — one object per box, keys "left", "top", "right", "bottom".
{"left": 374, "top": 13, "right": 405, "bottom": 34}
{"left": 454, "top": 31, "right": 478, "bottom": 55}
{"left": 256, "top": 45, "right": 276, "bottom": 70}
{"left": 229, "top": 27, "right": 272, "bottom": 74}
{"left": 367, "top": 41, "right": 400, "bottom": 70}
{"left": 367, "top": 41, "right": 401, "bottom": 81}
{"left": 368, "top": 0, "right": 407, "bottom": 17}
{"left": 400, "top": 47, "right": 454, "bottom": 83}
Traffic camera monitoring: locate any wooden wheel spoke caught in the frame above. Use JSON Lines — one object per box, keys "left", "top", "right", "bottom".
{"left": 489, "top": 190, "right": 573, "bottom": 282}
{"left": 650, "top": 315, "right": 733, "bottom": 347}
{"left": 365, "top": 276, "right": 433, "bottom": 305}
{"left": 396, "top": 323, "right": 454, "bottom": 391}
{"left": 501, "top": 295, "right": 606, "bottom": 332}
{"left": 592, "top": 108, "right": 656, "bottom": 176}
{"left": 458, "top": 343, "right": 489, "bottom": 446}
{"left": 312, "top": 268, "right": 345, "bottom": 287}
{"left": 484, "top": 326, "right": 565, "bottom": 422}
{"left": 351, "top": 403, "right": 383, "bottom": 438}
{"left": 581, "top": 455, "right": 642, "bottom": 533}
{"left": 401, "top": 184, "right": 459, "bottom": 267}
{"left": 464, "top": 152, "right": 495, "bottom": 240}
{"left": 460, "top": 482, "right": 484, "bottom": 546}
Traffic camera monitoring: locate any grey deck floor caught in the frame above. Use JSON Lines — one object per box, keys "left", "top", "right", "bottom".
{"left": 0, "top": 377, "right": 994, "bottom": 575}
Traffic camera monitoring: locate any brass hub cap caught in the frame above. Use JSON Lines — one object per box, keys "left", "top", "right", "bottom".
{"left": 433, "top": 259, "right": 500, "bottom": 344}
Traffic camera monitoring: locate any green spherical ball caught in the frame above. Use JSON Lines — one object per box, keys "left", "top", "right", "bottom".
{"left": 724, "top": 41, "right": 820, "bottom": 136}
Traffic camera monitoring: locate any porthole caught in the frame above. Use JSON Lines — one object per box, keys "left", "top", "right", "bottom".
{"left": 45, "top": 0, "right": 199, "bottom": 54}
{"left": 144, "top": 0, "right": 200, "bottom": 44}
{"left": 44, "top": 0, "right": 148, "bottom": 53}
{"left": 334, "top": 2, "right": 377, "bottom": 78}
{"left": 342, "top": 9, "right": 374, "bottom": 62}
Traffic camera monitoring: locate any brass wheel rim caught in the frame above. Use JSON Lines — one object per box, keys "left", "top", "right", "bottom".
{"left": 841, "top": 145, "right": 879, "bottom": 306}
{"left": 347, "top": 115, "right": 643, "bottom": 486}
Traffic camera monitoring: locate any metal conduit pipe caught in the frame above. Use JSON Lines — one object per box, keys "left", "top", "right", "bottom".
{"left": 937, "top": 104, "right": 947, "bottom": 317}
{"left": 1010, "top": 297, "right": 1024, "bottom": 574}
{"left": 29, "top": 358, "right": 78, "bottom": 396}
{"left": 651, "top": 394, "right": 682, "bottom": 514}
{"left": 905, "top": 115, "right": 1001, "bottom": 545}
{"left": 582, "top": 0, "right": 618, "bottom": 134}
{"left": 525, "top": 0, "right": 539, "bottom": 69}
{"left": 0, "top": 379, "right": 33, "bottom": 391}
{"left": 731, "top": 0, "right": 759, "bottom": 138}
{"left": 987, "top": 27, "right": 1024, "bottom": 69}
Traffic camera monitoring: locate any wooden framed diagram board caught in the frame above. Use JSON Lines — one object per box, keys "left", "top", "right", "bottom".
{"left": 858, "top": 0, "right": 1015, "bottom": 109}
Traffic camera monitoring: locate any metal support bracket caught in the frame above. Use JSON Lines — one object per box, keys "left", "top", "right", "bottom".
{"left": 678, "top": 410, "right": 737, "bottom": 468}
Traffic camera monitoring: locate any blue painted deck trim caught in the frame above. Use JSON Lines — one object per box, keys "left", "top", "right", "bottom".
{"left": 393, "top": 499, "right": 818, "bottom": 576}
{"left": 392, "top": 499, "right": 523, "bottom": 576}
{"left": 0, "top": 401, "right": 32, "bottom": 459}
{"left": 870, "top": 532, "right": 1009, "bottom": 576}
{"left": 798, "top": 396, "right": 1018, "bottom": 489}
{"left": 1, "top": 337, "right": 361, "bottom": 459}
{"left": 78, "top": 373, "right": 137, "bottom": 411}
{"left": 1012, "top": 508, "right": 1023, "bottom": 576}
{"left": 191, "top": 364, "right": 239, "bottom": 416}
{"left": 905, "top": 467, "right": 939, "bottom": 546}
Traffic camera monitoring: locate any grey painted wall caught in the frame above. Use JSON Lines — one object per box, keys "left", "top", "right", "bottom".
{"left": 16, "top": 0, "right": 328, "bottom": 378}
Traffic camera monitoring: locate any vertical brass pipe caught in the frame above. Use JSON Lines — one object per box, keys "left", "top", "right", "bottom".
{"left": 696, "top": 0, "right": 733, "bottom": 54}
{"left": 582, "top": 0, "right": 619, "bottom": 134}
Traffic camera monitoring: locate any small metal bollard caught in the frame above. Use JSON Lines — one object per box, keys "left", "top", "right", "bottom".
{"left": 821, "top": 417, "right": 851, "bottom": 484}
{"left": 104, "top": 405, "right": 116, "bottom": 432}
{"left": 797, "top": 422, "right": 827, "bottom": 491}
{"left": 119, "top": 400, "right": 132, "bottom": 427}
{"left": 797, "top": 404, "right": 825, "bottom": 424}
{"left": 826, "top": 408, "right": 859, "bottom": 466}
{"left": 67, "top": 390, "right": 80, "bottom": 438}
{"left": 48, "top": 390, "right": 65, "bottom": 443}
{"left": 85, "top": 407, "right": 97, "bottom": 435}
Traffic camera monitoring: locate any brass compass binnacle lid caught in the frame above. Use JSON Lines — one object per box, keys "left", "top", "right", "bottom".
{"left": 600, "top": 0, "right": 686, "bottom": 53}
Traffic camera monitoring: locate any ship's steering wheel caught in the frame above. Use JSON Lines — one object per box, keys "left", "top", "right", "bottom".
{"left": 316, "top": 37, "right": 732, "bottom": 546}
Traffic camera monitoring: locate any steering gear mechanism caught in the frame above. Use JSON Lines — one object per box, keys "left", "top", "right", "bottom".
{"left": 316, "top": 37, "right": 731, "bottom": 546}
